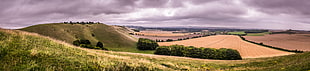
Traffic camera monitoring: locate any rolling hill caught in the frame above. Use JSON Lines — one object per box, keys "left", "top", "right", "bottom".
{"left": 0, "top": 28, "right": 310, "bottom": 70}
{"left": 19, "top": 23, "right": 152, "bottom": 53}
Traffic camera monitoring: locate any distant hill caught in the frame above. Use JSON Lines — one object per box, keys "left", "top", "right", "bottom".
{"left": 20, "top": 23, "right": 143, "bottom": 53}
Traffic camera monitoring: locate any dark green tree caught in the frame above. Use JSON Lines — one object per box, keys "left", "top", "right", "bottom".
{"left": 96, "top": 42, "right": 104, "bottom": 48}
{"left": 137, "top": 38, "right": 159, "bottom": 50}
{"left": 73, "top": 40, "right": 80, "bottom": 46}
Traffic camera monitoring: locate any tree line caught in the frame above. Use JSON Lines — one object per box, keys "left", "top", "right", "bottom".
{"left": 73, "top": 39, "right": 108, "bottom": 50}
{"left": 154, "top": 45, "right": 242, "bottom": 60}
{"left": 63, "top": 21, "right": 101, "bottom": 24}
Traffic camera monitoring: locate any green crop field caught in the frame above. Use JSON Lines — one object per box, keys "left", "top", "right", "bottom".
{"left": 246, "top": 32, "right": 271, "bottom": 36}
{"left": 20, "top": 23, "right": 154, "bottom": 54}
{"left": 227, "top": 31, "right": 246, "bottom": 35}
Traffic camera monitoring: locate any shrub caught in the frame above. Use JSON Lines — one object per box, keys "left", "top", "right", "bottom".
{"left": 80, "top": 39, "right": 91, "bottom": 44}
{"left": 166, "top": 39, "right": 173, "bottom": 42}
{"left": 79, "top": 44, "right": 93, "bottom": 48}
{"left": 137, "top": 38, "right": 159, "bottom": 50}
{"left": 96, "top": 42, "right": 104, "bottom": 48}
{"left": 154, "top": 46, "right": 171, "bottom": 55}
{"left": 73, "top": 40, "right": 80, "bottom": 46}
{"left": 73, "top": 40, "right": 108, "bottom": 50}
{"left": 154, "top": 45, "right": 242, "bottom": 60}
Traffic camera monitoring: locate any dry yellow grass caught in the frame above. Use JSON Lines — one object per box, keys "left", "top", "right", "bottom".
{"left": 158, "top": 35, "right": 294, "bottom": 58}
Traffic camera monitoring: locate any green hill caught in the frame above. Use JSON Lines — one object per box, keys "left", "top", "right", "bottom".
{"left": 20, "top": 23, "right": 153, "bottom": 53}
{"left": 0, "top": 29, "right": 309, "bottom": 70}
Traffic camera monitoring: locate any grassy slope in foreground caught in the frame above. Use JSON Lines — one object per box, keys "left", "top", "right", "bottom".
{"left": 0, "top": 29, "right": 310, "bottom": 71}
{"left": 20, "top": 23, "right": 153, "bottom": 53}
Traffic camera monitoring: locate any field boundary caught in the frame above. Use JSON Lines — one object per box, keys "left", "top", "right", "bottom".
{"left": 238, "top": 35, "right": 303, "bottom": 53}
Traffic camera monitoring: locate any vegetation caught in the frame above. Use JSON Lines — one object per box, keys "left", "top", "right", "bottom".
{"left": 137, "top": 38, "right": 159, "bottom": 50}
{"left": 246, "top": 32, "right": 271, "bottom": 36}
{"left": 1, "top": 29, "right": 310, "bottom": 71}
{"left": 19, "top": 23, "right": 152, "bottom": 54}
{"left": 73, "top": 39, "right": 108, "bottom": 50}
{"left": 227, "top": 31, "right": 247, "bottom": 36}
{"left": 239, "top": 35, "right": 303, "bottom": 53}
{"left": 154, "top": 45, "right": 242, "bottom": 60}
{"left": 63, "top": 21, "right": 101, "bottom": 24}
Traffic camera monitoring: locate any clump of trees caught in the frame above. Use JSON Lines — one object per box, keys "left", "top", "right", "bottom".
{"left": 154, "top": 45, "right": 242, "bottom": 60}
{"left": 63, "top": 21, "right": 101, "bottom": 24}
{"left": 137, "top": 38, "right": 159, "bottom": 50}
{"left": 73, "top": 39, "right": 108, "bottom": 50}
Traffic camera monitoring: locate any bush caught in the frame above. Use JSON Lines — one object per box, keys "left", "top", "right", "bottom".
{"left": 73, "top": 40, "right": 108, "bottom": 50}
{"left": 166, "top": 39, "right": 173, "bottom": 42}
{"left": 73, "top": 40, "right": 80, "bottom": 46}
{"left": 154, "top": 45, "right": 242, "bottom": 60}
{"left": 96, "top": 42, "right": 104, "bottom": 48}
{"left": 137, "top": 38, "right": 159, "bottom": 50}
{"left": 154, "top": 46, "right": 171, "bottom": 55}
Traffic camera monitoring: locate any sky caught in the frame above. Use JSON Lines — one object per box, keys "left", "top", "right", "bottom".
{"left": 0, "top": 0, "right": 310, "bottom": 30}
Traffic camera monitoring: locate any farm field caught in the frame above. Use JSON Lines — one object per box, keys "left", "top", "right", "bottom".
{"left": 244, "top": 34, "right": 310, "bottom": 51}
{"left": 158, "top": 35, "right": 294, "bottom": 58}
{"left": 134, "top": 31, "right": 191, "bottom": 37}
{"left": 133, "top": 34, "right": 202, "bottom": 41}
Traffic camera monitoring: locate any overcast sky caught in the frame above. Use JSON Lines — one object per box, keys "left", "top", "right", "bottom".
{"left": 1, "top": 0, "right": 310, "bottom": 30}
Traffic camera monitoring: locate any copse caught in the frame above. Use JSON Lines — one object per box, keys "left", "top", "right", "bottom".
{"left": 154, "top": 45, "right": 242, "bottom": 60}
{"left": 73, "top": 39, "right": 108, "bottom": 50}
{"left": 137, "top": 38, "right": 159, "bottom": 50}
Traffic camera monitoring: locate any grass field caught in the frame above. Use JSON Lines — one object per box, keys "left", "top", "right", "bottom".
{"left": 246, "top": 32, "right": 271, "bottom": 36}
{"left": 158, "top": 35, "right": 294, "bottom": 58}
{"left": 20, "top": 23, "right": 154, "bottom": 54}
{"left": 1, "top": 29, "right": 310, "bottom": 70}
{"left": 227, "top": 31, "right": 246, "bottom": 35}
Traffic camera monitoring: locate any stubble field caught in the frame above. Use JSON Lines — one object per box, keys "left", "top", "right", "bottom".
{"left": 158, "top": 35, "right": 294, "bottom": 58}
{"left": 244, "top": 34, "right": 310, "bottom": 51}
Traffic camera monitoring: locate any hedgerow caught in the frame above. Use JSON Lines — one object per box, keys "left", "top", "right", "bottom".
{"left": 154, "top": 45, "right": 242, "bottom": 60}
{"left": 137, "top": 38, "right": 159, "bottom": 50}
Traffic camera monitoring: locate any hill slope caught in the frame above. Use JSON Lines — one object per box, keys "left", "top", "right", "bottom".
{"left": 20, "top": 23, "right": 148, "bottom": 53}
{"left": 0, "top": 29, "right": 309, "bottom": 70}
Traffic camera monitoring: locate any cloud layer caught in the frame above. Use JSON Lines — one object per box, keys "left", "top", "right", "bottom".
{"left": 0, "top": 0, "right": 309, "bottom": 30}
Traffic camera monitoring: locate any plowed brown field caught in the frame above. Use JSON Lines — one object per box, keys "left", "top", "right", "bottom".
{"left": 158, "top": 35, "right": 294, "bottom": 58}
{"left": 244, "top": 34, "right": 310, "bottom": 51}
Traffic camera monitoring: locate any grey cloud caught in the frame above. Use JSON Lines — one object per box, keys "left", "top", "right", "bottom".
{"left": 244, "top": 0, "right": 310, "bottom": 17}
{"left": 0, "top": 0, "right": 309, "bottom": 30}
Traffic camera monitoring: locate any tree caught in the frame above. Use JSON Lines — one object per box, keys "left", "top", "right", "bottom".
{"left": 80, "top": 39, "right": 91, "bottom": 44}
{"left": 137, "top": 38, "right": 159, "bottom": 50}
{"left": 96, "top": 42, "right": 104, "bottom": 48}
{"left": 73, "top": 40, "right": 80, "bottom": 46}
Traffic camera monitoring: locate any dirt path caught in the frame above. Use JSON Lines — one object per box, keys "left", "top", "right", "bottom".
{"left": 159, "top": 35, "right": 294, "bottom": 58}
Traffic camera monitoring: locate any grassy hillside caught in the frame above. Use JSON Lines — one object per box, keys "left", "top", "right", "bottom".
{"left": 20, "top": 23, "right": 153, "bottom": 53}
{"left": 0, "top": 29, "right": 309, "bottom": 70}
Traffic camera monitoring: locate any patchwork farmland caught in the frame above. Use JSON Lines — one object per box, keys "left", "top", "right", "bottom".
{"left": 244, "top": 34, "right": 310, "bottom": 51}
{"left": 158, "top": 35, "right": 294, "bottom": 58}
